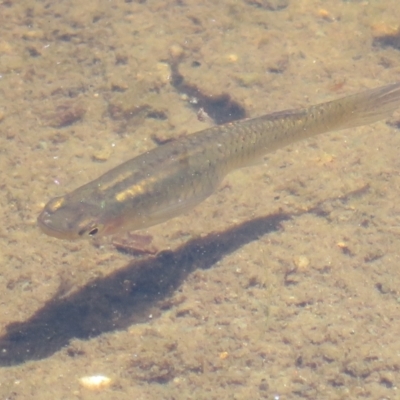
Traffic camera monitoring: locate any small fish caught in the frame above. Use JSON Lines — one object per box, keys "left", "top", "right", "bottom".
{"left": 38, "top": 83, "right": 400, "bottom": 240}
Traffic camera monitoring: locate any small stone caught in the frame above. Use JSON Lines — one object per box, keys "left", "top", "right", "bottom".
{"left": 0, "top": 41, "right": 13, "bottom": 54}
{"left": 227, "top": 54, "right": 238, "bottom": 63}
{"left": 169, "top": 44, "right": 184, "bottom": 59}
{"left": 22, "top": 30, "right": 45, "bottom": 40}
{"left": 156, "top": 62, "right": 171, "bottom": 84}
{"left": 79, "top": 375, "right": 112, "bottom": 390}
{"left": 317, "top": 9, "right": 335, "bottom": 22}
{"left": 92, "top": 148, "right": 111, "bottom": 162}
{"left": 371, "top": 22, "right": 399, "bottom": 38}
{"left": 293, "top": 255, "right": 310, "bottom": 270}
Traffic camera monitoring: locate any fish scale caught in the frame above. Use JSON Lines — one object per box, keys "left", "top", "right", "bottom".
{"left": 38, "top": 82, "right": 400, "bottom": 240}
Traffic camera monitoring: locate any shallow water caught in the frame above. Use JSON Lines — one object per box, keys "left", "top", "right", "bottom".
{"left": 0, "top": 0, "right": 400, "bottom": 398}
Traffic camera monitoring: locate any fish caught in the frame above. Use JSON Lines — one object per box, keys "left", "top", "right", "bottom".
{"left": 38, "top": 82, "right": 400, "bottom": 240}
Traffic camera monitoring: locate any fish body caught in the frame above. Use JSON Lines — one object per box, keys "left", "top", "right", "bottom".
{"left": 38, "top": 83, "right": 400, "bottom": 240}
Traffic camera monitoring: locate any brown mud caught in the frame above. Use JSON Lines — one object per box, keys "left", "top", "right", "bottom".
{"left": 0, "top": 0, "right": 400, "bottom": 398}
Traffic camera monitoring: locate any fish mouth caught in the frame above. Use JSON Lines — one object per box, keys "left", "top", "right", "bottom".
{"left": 37, "top": 209, "right": 79, "bottom": 240}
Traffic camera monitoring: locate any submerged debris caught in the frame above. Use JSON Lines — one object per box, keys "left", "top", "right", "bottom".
{"left": 43, "top": 101, "right": 86, "bottom": 128}
{"left": 170, "top": 62, "right": 246, "bottom": 125}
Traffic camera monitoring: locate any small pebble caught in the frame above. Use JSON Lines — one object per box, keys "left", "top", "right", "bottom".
{"left": 92, "top": 148, "right": 111, "bottom": 162}
{"left": 156, "top": 62, "right": 171, "bottom": 84}
{"left": 370, "top": 22, "right": 399, "bottom": 38}
{"left": 227, "top": 54, "right": 238, "bottom": 63}
{"left": 79, "top": 375, "right": 111, "bottom": 390}
{"left": 293, "top": 255, "right": 309, "bottom": 270}
{"left": 169, "top": 44, "right": 184, "bottom": 59}
{"left": 317, "top": 9, "right": 335, "bottom": 22}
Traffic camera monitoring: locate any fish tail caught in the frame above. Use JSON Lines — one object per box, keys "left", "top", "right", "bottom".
{"left": 333, "top": 82, "right": 400, "bottom": 130}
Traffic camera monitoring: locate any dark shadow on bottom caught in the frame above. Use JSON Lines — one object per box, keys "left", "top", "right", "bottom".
{"left": 0, "top": 212, "right": 289, "bottom": 366}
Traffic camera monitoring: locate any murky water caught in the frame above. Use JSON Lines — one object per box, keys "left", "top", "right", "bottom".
{"left": 0, "top": 0, "right": 399, "bottom": 398}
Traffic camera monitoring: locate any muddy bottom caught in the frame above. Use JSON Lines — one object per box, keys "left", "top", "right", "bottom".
{"left": 0, "top": 0, "right": 400, "bottom": 399}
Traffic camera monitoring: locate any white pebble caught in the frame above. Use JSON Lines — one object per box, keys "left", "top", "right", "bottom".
{"left": 79, "top": 375, "right": 111, "bottom": 390}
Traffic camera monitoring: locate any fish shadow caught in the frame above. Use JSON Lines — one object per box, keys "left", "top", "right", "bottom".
{"left": 0, "top": 212, "right": 290, "bottom": 366}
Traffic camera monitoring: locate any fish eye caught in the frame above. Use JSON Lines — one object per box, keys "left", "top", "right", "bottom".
{"left": 78, "top": 225, "right": 99, "bottom": 237}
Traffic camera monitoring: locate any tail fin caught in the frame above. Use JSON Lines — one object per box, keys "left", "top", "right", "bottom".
{"left": 332, "top": 82, "right": 400, "bottom": 130}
